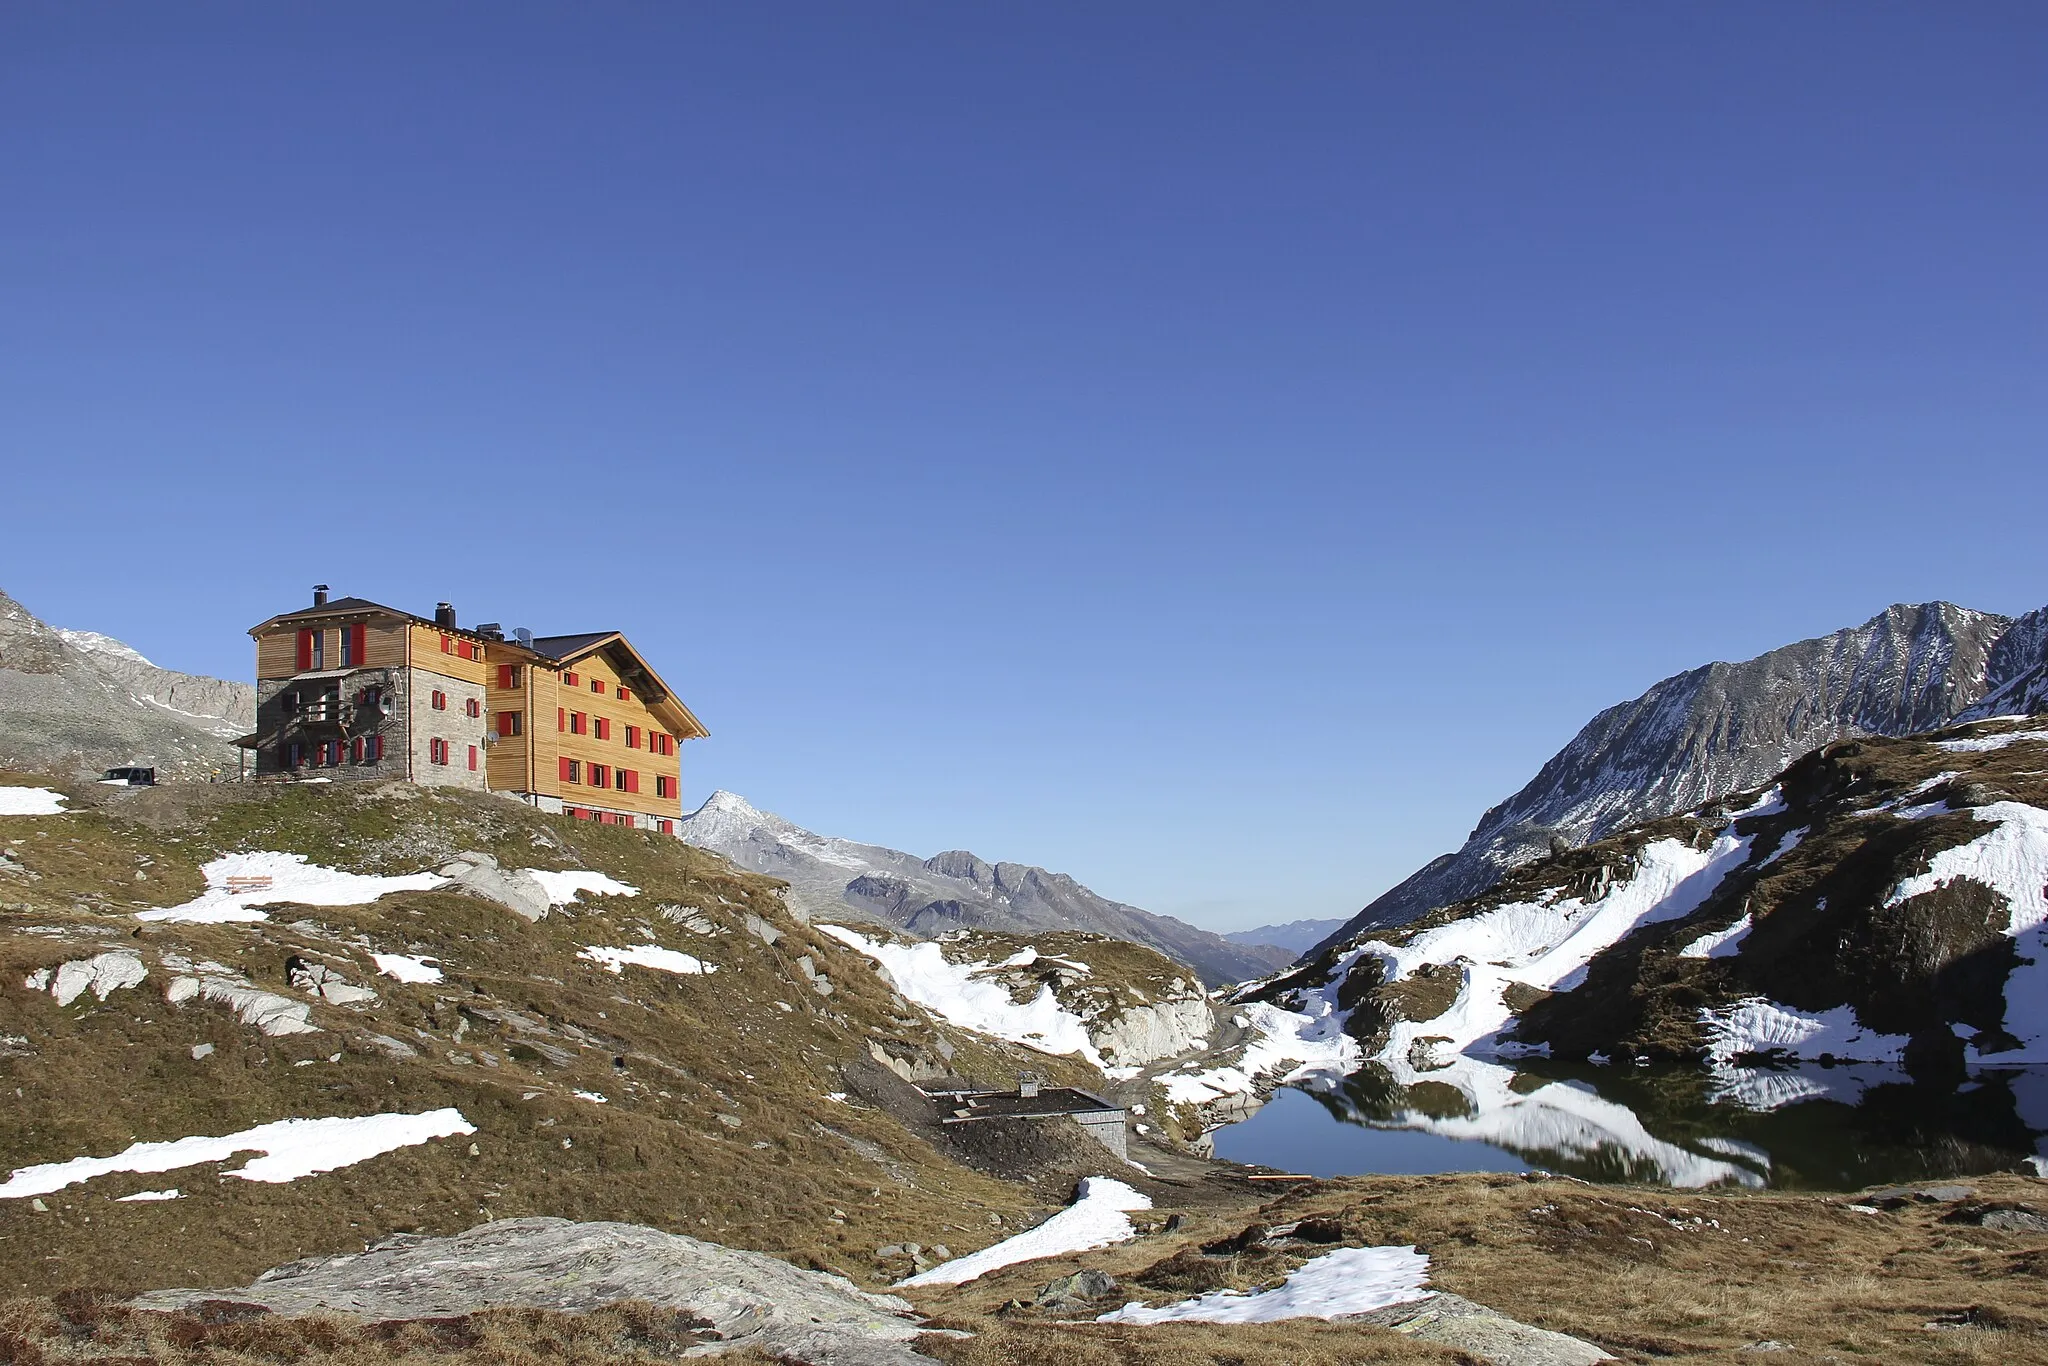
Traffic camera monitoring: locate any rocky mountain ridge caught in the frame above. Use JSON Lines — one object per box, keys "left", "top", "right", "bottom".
{"left": 1223, "top": 918, "right": 1346, "bottom": 955}
{"left": 1324, "top": 599, "right": 2048, "bottom": 949}
{"left": 0, "top": 588, "right": 254, "bottom": 777}
{"left": 678, "top": 791, "right": 1293, "bottom": 986}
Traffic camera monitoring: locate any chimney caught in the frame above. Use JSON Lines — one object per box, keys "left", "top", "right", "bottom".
{"left": 514, "top": 627, "right": 534, "bottom": 648}
{"left": 1017, "top": 1071, "right": 1043, "bottom": 1099}
{"left": 434, "top": 602, "right": 457, "bottom": 629}
{"left": 475, "top": 622, "right": 504, "bottom": 641}
{"left": 312, "top": 584, "right": 330, "bottom": 607}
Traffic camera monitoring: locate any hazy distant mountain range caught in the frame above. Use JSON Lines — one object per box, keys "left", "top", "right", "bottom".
{"left": 1223, "top": 919, "right": 1347, "bottom": 955}
{"left": 0, "top": 589, "right": 254, "bottom": 776}
{"left": 1321, "top": 599, "right": 2048, "bottom": 951}
{"left": 678, "top": 790, "right": 1294, "bottom": 985}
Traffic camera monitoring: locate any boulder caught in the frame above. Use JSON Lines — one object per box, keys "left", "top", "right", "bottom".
{"left": 437, "top": 852, "right": 552, "bottom": 922}
{"left": 129, "top": 1217, "right": 937, "bottom": 1365}
{"left": 1354, "top": 1292, "right": 1614, "bottom": 1365}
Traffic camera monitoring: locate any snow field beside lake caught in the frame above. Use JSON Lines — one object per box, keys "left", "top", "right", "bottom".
{"left": 1359, "top": 825, "right": 1759, "bottom": 1068}
{"left": 898, "top": 1177, "right": 1151, "bottom": 1287}
{"left": 819, "top": 925, "right": 1107, "bottom": 1068}
{"left": 1698, "top": 999, "right": 1908, "bottom": 1065}
{"left": 1159, "top": 997, "right": 1361, "bottom": 1106}
{"left": 1098, "top": 1244, "right": 1431, "bottom": 1324}
{"left": 0, "top": 787, "right": 69, "bottom": 816}
{"left": 0, "top": 1109, "right": 475, "bottom": 1199}
{"left": 137, "top": 851, "right": 447, "bottom": 924}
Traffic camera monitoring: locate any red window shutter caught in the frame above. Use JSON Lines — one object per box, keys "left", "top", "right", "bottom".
{"left": 498, "top": 665, "right": 512, "bottom": 689}
{"left": 296, "top": 629, "right": 313, "bottom": 671}
{"left": 558, "top": 707, "right": 566, "bottom": 732}
{"left": 468, "top": 745, "right": 478, "bottom": 771}
{"left": 349, "top": 624, "right": 365, "bottom": 666}
{"left": 626, "top": 770, "right": 639, "bottom": 794}
{"left": 559, "top": 756, "right": 574, "bottom": 782}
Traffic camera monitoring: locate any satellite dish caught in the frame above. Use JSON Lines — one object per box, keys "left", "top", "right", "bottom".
{"left": 483, "top": 730, "right": 501, "bottom": 747}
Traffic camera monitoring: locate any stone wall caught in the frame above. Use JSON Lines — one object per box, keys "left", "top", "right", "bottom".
{"left": 253, "top": 668, "right": 408, "bottom": 780}
{"left": 407, "top": 670, "right": 489, "bottom": 790}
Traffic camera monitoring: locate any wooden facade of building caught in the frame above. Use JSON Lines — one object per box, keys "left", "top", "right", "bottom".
{"left": 245, "top": 588, "right": 706, "bottom": 831}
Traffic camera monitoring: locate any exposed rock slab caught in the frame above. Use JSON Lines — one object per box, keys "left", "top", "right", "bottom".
{"left": 128, "top": 1216, "right": 939, "bottom": 1364}
{"left": 437, "top": 851, "right": 551, "bottom": 922}
{"left": 1355, "top": 1292, "right": 1614, "bottom": 1365}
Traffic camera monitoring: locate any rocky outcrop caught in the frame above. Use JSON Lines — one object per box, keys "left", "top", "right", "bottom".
{"left": 1325, "top": 600, "right": 2048, "bottom": 948}
{"left": 680, "top": 791, "right": 1292, "bottom": 985}
{"left": 0, "top": 589, "right": 253, "bottom": 777}
{"left": 1357, "top": 1293, "right": 1614, "bottom": 1364}
{"left": 129, "top": 1217, "right": 937, "bottom": 1363}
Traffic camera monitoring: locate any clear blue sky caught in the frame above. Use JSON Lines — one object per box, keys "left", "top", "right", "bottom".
{"left": 3, "top": 5, "right": 2043, "bottom": 931}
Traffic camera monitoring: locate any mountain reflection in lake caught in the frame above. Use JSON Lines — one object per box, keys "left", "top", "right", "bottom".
{"left": 1212, "top": 1056, "right": 2048, "bottom": 1190}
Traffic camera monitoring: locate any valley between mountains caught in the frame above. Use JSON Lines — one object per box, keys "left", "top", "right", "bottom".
{"left": 7, "top": 588, "right": 2048, "bottom": 1363}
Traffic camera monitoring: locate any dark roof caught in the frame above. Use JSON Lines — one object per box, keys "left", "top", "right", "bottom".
{"left": 270, "top": 596, "right": 399, "bottom": 620}
{"left": 925, "top": 1086, "right": 1124, "bottom": 1121}
{"left": 526, "top": 632, "right": 619, "bottom": 660}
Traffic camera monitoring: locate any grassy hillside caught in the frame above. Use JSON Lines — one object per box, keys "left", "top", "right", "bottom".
{"left": 0, "top": 776, "right": 1130, "bottom": 1297}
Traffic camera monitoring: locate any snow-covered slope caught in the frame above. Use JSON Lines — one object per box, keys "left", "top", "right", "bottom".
{"left": 679, "top": 791, "right": 1291, "bottom": 986}
{"left": 1327, "top": 600, "right": 2048, "bottom": 948}
{"left": 0, "top": 589, "right": 254, "bottom": 774}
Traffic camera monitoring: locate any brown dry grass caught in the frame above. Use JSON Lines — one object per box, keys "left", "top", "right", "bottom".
{"left": 0, "top": 1293, "right": 781, "bottom": 1364}
{"left": 915, "top": 1319, "right": 1471, "bottom": 1364}
{"left": 896, "top": 1169, "right": 2048, "bottom": 1362}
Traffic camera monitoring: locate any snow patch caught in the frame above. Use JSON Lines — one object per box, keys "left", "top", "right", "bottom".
{"left": 1937, "top": 729, "right": 2048, "bottom": 753}
{"left": 1678, "top": 914, "right": 1752, "bottom": 960}
{"left": 820, "top": 925, "right": 1106, "bottom": 1067}
{"left": 0, "top": 787, "right": 68, "bottom": 817}
{"left": 1699, "top": 999, "right": 1908, "bottom": 1065}
{"left": 1098, "top": 1244, "right": 1431, "bottom": 1324}
{"left": 899, "top": 1177, "right": 1151, "bottom": 1287}
{"left": 371, "top": 954, "right": 443, "bottom": 985}
{"left": 117, "top": 1189, "right": 182, "bottom": 1202}
{"left": 579, "top": 944, "right": 716, "bottom": 977}
{"left": 138, "top": 852, "right": 446, "bottom": 924}
{"left": 523, "top": 870, "right": 640, "bottom": 905}
{"left": 0, "top": 1109, "right": 476, "bottom": 1198}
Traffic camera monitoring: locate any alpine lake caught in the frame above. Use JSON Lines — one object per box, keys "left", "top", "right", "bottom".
{"left": 1211, "top": 1057, "right": 2048, "bottom": 1190}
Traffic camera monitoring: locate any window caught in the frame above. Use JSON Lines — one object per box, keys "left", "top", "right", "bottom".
{"left": 590, "top": 678, "right": 604, "bottom": 694}
{"left": 367, "top": 733, "right": 384, "bottom": 762}
{"left": 296, "top": 628, "right": 324, "bottom": 672}
{"left": 285, "top": 740, "right": 304, "bottom": 769}
{"left": 653, "top": 733, "right": 675, "bottom": 757}
{"left": 351, "top": 736, "right": 364, "bottom": 763}
{"left": 654, "top": 775, "right": 673, "bottom": 799}
{"left": 498, "top": 710, "right": 523, "bottom": 737}
{"left": 360, "top": 685, "right": 383, "bottom": 713}
{"left": 570, "top": 711, "right": 585, "bottom": 735}
{"left": 432, "top": 689, "right": 447, "bottom": 711}
{"left": 621, "top": 814, "right": 635, "bottom": 829}
{"left": 340, "top": 623, "right": 364, "bottom": 668}
{"left": 656, "top": 819, "right": 673, "bottom": 835}
{"left": 427, "top": 738, "right": 441, "bottom": 765}
{"left": 456, "top": 639, "right": 476, "bottom": 661}
{"left": 569, "top": 806, "right": 590, "bottom": 821}
{"left": 614, "top": 768, "right": 628, "bottom": 792}
{"left": 498, "top": 664, "right": 521, "bottom": 689}
{"left": 441, "top": 634, "right": 453, "bottom": 654}
{"left": 465, "top": 697, "right": 481, "bottom": 718}
{"left": 281, "top": 690, "right": 301, "bottom": 716}
{"left": 617, "top": 685, "right": 631, "bottom": 701}
{"left": 560, "top": 757, "right": 581, "bottom": 783}
{"left": 597, "top": 811, "right": 616, "bottom": 826}
{"left": 564, "top": 671, "right": 579, "bottom": 687}
{"left": 468, "top": 744, "right": 479, "bottom": 771}
{"left": 589, "top": 764, "right": 608, "bottom": 788}
{"left": 592, "top": 716, "right": 609, "bottom": 742}
{"left": 625, "top": 725, "right": 640, "bottom": 749}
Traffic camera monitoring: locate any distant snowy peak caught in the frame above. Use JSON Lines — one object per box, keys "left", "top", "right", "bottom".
{"left": 55, "top": 628, "right": 154, "bottom": 668}
{"left": 677, "top": 792, "right": 1293, "bottom": 985}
